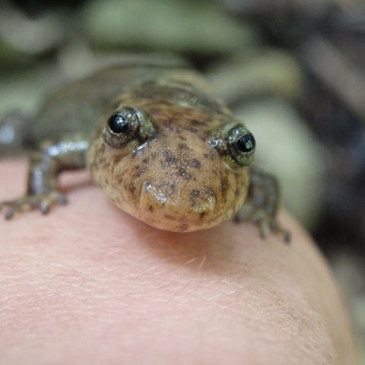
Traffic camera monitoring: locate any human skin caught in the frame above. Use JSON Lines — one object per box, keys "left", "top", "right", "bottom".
{"left": 0, "top": 160, "right": 357, "bottom": 364}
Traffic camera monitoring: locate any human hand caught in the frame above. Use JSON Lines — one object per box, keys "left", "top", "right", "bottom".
{"left": 0, "top": 160, "right": 357, "bottom": 364}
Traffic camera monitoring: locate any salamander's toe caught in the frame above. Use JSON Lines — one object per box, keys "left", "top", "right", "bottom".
{"left": 0, "top": 190, "right": 68, "bottom": 219}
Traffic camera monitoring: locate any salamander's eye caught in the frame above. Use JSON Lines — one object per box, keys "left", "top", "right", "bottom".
{"left": 105, "top": 107, "right": 140, "bottom": 145}
{"left": 227, "top": 125, "right": 255, "bottom": 166}
{"left": 208, "top": 123, "right": 256, "bottom": 167}
{"left": 103, "top": 106, "right": 156, "bottom": 148}
{"left": 108, "top": 113, "right": 132, "bottom": 134}
{"left": 236, "top": 134, "right": 255, "bottom": 153}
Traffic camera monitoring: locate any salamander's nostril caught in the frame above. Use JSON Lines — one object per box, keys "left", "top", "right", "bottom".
{"left": 191, "top": 195, "right": 216, "bottom": 214}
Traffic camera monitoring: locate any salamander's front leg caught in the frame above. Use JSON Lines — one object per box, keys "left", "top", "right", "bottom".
{"left": 0, "top": 136, "right": 89, "bottom": 219}
{"left": 235, "top": 166, "right": 291, "bottom": 242}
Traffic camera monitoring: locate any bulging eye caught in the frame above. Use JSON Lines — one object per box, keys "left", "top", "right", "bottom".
{"left": 227, "top": 125, "right": 256, "bottom": 166}
{"left": 208, "top": 122, "right": 256, "bottom": 167}
{"left": 108, "top": 113, "right": 132, "bottom": 134}
{"left": 103, "top": 106, "right": 156, "bottom": 148}
{"left": 234, "top": 132, "right": 255, "bottom": 154}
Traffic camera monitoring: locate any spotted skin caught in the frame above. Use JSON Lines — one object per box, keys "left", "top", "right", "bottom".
{"left": 0, "top": 60, "right": 289, "bottom": 240}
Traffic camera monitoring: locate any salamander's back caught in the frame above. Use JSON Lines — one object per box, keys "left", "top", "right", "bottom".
{"left": 0, "top": 55, "right": 189, "bottom": 155}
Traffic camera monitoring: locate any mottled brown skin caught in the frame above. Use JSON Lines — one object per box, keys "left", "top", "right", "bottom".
{"left": 88, "top": 73, "right": 250, "bottom": 232}
{"left": 0, "top": 60, "right": 287, "bottom": 239}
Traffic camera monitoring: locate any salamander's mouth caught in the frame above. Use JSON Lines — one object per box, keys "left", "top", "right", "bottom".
{"left": 136, "top": 179, "right": 219, "bottom": 232}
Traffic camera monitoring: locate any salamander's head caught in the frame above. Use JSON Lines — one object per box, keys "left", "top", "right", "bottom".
{"left": 88, "top": 102, "right": 255, "bottom": 232}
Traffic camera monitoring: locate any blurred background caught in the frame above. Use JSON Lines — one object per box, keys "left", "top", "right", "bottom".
{"left": 0, "top": 0, "right": 364, "bottom": 361}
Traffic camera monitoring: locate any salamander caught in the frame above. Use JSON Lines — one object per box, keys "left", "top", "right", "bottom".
{"left": 0, "top": 58, "right": 289, "bottom": 241}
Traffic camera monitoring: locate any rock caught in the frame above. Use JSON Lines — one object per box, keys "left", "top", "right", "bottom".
{"left": 81, "top": 0, "right": 256, "bottom": 53}
{"left": 0, "top": 3, "right": 66, "bottom": 64}
{"left": 207, "top": 49, "right": 303, "bottom": 105}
